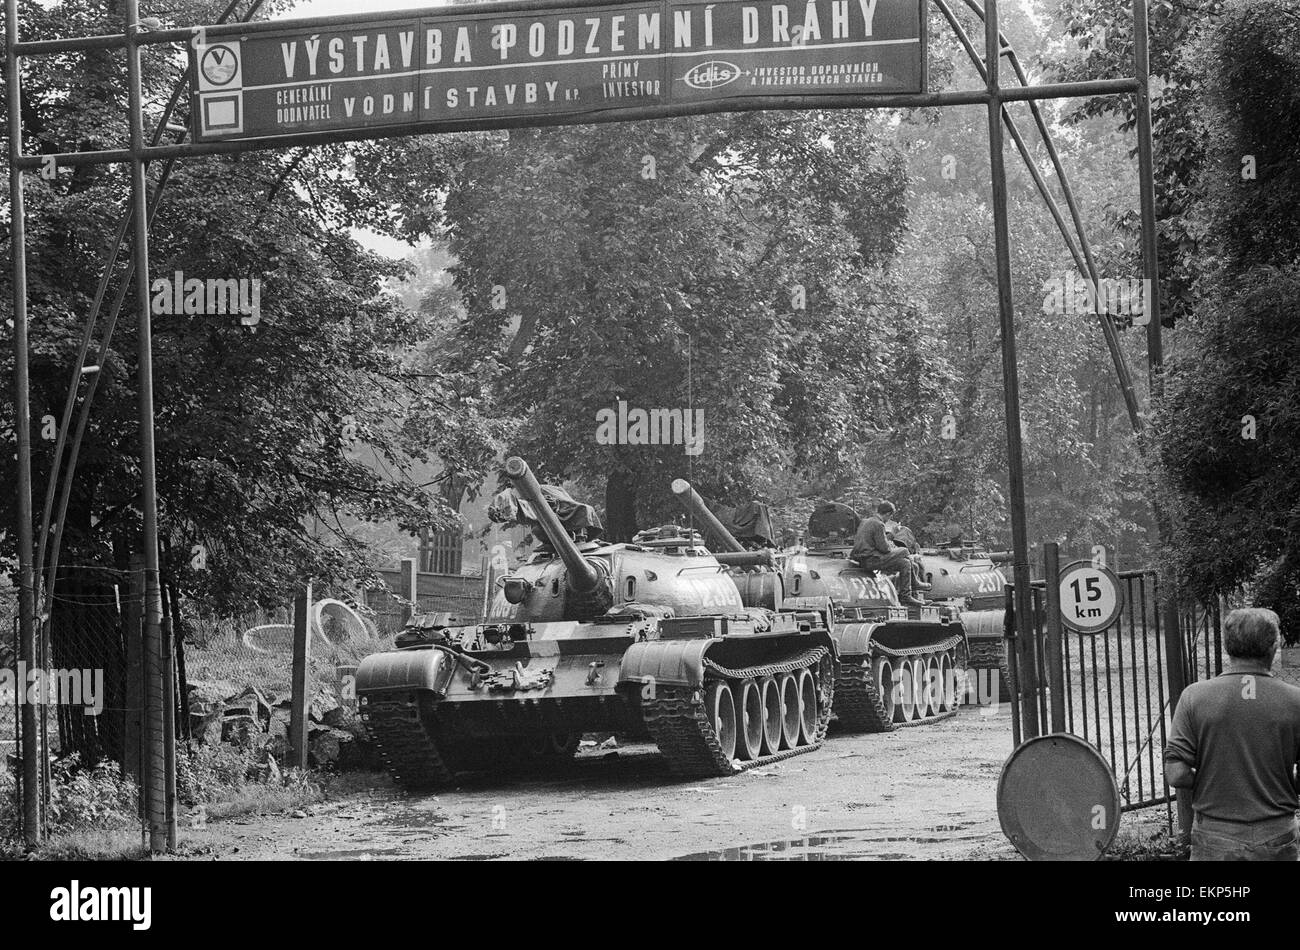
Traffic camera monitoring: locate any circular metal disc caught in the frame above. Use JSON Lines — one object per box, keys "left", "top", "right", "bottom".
{"left": 997, "top": 733, "right": 1121, "bottom": 861}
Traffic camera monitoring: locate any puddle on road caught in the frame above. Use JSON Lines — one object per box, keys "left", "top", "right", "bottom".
{"left": 673, "top": 825, "right": 979, "bottom": 861}
{"left": 298, "top": 846, "right": 405, "bottom": 860}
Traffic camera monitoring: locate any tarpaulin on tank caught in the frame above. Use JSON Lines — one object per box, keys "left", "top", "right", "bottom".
{"left": 489, "top": 484, "right": 604, "bottom": 539}
{"left": 714, "top": 501, "right": 777, "bottom": 548}
{"left": 808, "top": 501, "right": 860, "bottom": 540}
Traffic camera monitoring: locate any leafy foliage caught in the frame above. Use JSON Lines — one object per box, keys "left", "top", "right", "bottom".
{"left": 373, "top": 111, "right": 936, "bottom": 538}
{"left": 1152, "top": 0, "right": 1300, "bottom": 635}
{"left": 0, "top": 0, "right": 499, "bottom": 610}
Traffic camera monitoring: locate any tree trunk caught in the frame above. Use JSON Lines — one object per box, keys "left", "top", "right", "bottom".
{"left": 604, "top": 469, "right": 639, "bottom": 543}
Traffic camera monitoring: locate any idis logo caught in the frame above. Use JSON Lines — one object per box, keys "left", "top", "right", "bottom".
{"left": 683, "top": 61, "right": 740, "bottom": 90}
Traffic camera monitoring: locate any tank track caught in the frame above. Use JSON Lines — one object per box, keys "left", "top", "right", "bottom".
{"left": 831, "top": 659, "right": 895, "bottom": 733}
{"left": 362, "top": 697, "right": 456, "bottom": 790}
{"left": 833, "top": 644, "right": 962, "bottom": 733}
{"left": 641, "top": 647, "right": 833, "bottom": 779}
{"left": 967, "top": 637, "right": 1013, "bottom": 703}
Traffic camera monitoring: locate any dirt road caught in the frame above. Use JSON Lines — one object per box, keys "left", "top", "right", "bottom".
{"left": 180, "top": 705, "right": 1023, "bottom": 861}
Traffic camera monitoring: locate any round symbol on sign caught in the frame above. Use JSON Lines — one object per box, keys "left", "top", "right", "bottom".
{"left": 200, "top": 44, "right": 240, "bottom": 86}
{"left": 1058, "top": 560, "right": 1123, "bottom": 634}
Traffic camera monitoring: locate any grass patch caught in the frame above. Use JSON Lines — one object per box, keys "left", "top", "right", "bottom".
{"left": 203, "top": 781, "right": 320, "bottom": 821}
{"left": 1102, "top": 810, "right": 1187, "bottom": 861}
{"left": 26, "top": 828, "right": 151, "bottom": 862}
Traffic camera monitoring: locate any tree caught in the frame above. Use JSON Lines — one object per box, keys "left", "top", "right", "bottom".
{"left": 372, "top": 109, "right": 938, "bottom": 539}
{"left": 1153, "top": 0, "right": 1300, "bottom": 637}
{"left": 0, "top": 0, "right": 496, "bottom": 612}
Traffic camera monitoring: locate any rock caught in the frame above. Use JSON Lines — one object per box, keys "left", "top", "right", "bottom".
{"left": 322, "top": 705, "right": 353, "bottom": 728}
{"left": 264, "top": 733, "right": 291, "bottom": 762}
{"left": 308, "top": 728, "right": 347, "bottom": 769}
{"left": 265, "top": 754, "right": 282, "bottom": 786}
{"left": 308, "top": 684, "right": 341, "bottom": 722}
{"left": 224, "top": 685, "right": 273, "bottom": 732}
{"left": 193, "top": 708, "right": 223, "bottom": 745}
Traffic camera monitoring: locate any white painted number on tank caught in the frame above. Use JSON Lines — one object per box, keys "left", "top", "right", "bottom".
{"left": 973, "top": 572, "right": 1003, "bottom": 593}
{"left": 845, "top": 576, "right": 883, "bottom": 600}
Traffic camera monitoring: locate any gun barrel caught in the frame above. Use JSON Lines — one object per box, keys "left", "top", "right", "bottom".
{"left": 713, "top": 550, "right": 776, "bottom": 569}
{"left": 504, "top": 457, "right": 602, "bottom": 593}
{"left": 670, "top": 479, "right": 745, "bottom": 553}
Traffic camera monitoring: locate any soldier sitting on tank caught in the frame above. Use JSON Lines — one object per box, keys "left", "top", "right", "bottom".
{"left": 851, "top": 501, "right": 926, "bottom": 606}
{"left": 885, "top": 519, "right": 932, "bottom": 593}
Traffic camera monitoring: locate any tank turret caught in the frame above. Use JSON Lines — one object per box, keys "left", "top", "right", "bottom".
{"left": 670, "top": 478, "right": 746, "bottom": 552}
{"left": 504, "top": 456, "right": 605, "bottom": 594}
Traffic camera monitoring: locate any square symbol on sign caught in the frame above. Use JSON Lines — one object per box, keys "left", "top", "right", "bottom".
{"left": 202, "top": 94, "right": 242, "bottom": 135}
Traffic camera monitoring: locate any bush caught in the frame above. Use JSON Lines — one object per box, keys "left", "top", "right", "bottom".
{"left": 176, "top": 742, "right": 261, "bottom": 807}
{"left": 1, "top": 754, "right": 138, "bottom": 846}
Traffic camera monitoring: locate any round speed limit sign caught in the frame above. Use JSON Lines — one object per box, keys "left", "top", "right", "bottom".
{"left": 1058, "top": 561, "right": 1124, "bottom": 634}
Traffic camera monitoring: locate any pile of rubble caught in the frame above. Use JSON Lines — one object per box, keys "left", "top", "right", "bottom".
{"left": 186, "top": 674, "right": 378, "bottom": 772}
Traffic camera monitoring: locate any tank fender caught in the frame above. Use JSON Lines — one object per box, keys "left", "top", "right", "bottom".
{"left": 959, "top": 608, "right": 1007, "bottom": 640}
{"left": 618, "top": 639, "right": 712, "bottom": 690}
{"left": 833, "top": 621, "right": 881, "bottom": 659}
{"left": 356, "top": 647, "right": 455, "bottom": 698}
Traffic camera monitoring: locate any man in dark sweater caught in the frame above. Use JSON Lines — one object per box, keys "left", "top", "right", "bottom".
{"left": 851, "top": 501, "right": 925, "bottom": 606}
{"left": 1163, "top": 608, "right": 1300, "bottom": 861}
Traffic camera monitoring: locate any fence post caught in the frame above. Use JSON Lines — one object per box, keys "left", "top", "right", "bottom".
{"left": 289, "top": 584, "right": 312, "bottom": 771}
{"left": 160, "top": 584, "right": 178, "bottom": 850}
{"left": 123, "top": 557, "right": 144, "bottom": 788}
{"left": 1160, "top": 580, "right": 1190, "bottom": 841}
{"left": 399, "top": 557, "right": 418, "bottom": 625}
{"left": 1043, "top": 543, "right": 1067, "bottom": 733}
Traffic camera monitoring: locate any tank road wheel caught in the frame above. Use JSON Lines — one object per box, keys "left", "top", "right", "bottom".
{"left": 938, "top": 652, "right": 955, "bottom": 712}
{"left": 735, "top": 678, "right": 765, "bottom": 761}
{"left": 922, "top": 654, "right": 941, "bottom": 718}
{"left": 797, "top": 668, "right": 819, "bottom": 745}
{"left": 874, "top": 658, "right": 897, "bottom": 725}
{"left": 759, "top": 677, "right": 783, "bottom": 755}
{"left": 779, "top": 673, "right": 801, "bottom": 749}
{"left": 705, "top": 681, "right": 738, "bottom": 761}
{"left": 895, "top": 663, "right": 916, "bottom": 723}
{"left": 910, "top": 657, "right": 929, "bottom": 720}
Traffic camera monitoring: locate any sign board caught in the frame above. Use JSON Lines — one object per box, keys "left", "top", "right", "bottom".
{"left": 1057, "top": 560, "right": 1123, "bottom": 634}
{"left": 190, "top": 0, "right": 926, "bottom": 141}
{"left": 997, "top": 733, "right": 1121, "bottom": 861}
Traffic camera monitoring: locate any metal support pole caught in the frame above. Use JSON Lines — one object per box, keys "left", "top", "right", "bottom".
{"left": 984, "top": 0, "right": 1039, "bottom": 740}
{"left": 6, "top": 0, "right": 41, "bottom": 849}
{"left": 1133, "top": 0, "right": 1163, "bottom": 380}
{"left": 1132, "top": 0, "right": 1190, "bottom": 839}
{"left": 289, "top": 584, "right": 313, "bottom": 771}
{"left": 399, "top": 557, "right": 418, "bottom": 626}
{"left": 160, "top": 585, "right": 178, "bottom": 850}
{"left": 1043, "top": 543, "right": 1067, "bottom": 733}
{"left": 124, "top": 0, "right": 167, "bottom": 853}
{"left": 123, "top": 557, "right": 144, "bottom": 787}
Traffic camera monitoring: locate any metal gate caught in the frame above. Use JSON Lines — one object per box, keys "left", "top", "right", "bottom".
{"left": 1005, "top": 560, "right": 1225, "bottom": 824}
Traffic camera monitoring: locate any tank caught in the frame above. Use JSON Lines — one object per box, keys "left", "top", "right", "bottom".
{"left": 673, "top": 481, "right": 969, "bottom": 732}
{"left": 355, "top": 458, "right": 837, "bottom": 788}
{"left": 915, "top": 542, "right": 1011, "bottom": 701}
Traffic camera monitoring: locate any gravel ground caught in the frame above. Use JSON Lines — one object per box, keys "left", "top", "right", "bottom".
{"left": 174, "top": 704, "right": 1024, "bottom": 861}
{"left": 164, "top": 647, "right": 1300, "bottom": 861}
